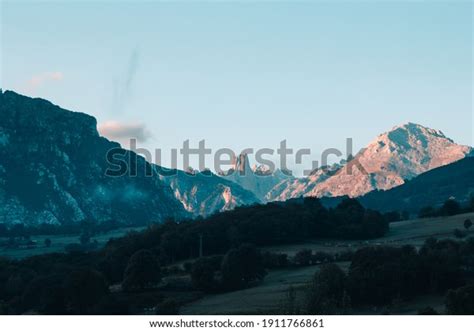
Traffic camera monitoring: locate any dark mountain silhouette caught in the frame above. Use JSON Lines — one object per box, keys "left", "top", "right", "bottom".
{"left": 359, "top": 156, "right": 474, "bottom": 213}
{"left": 0, "top": 90, "right": 189, "bottom": 227}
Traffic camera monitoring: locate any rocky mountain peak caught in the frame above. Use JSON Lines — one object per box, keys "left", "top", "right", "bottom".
{"left": 232, "top": 153, "right": 253, "bottom": 175}
{"left": 268, "top": 122, "right": 472, "bottom": 201}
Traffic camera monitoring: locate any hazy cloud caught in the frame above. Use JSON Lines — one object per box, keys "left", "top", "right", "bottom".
{"left": 98, "top": 121, "right": 151, "bottom": 146}
{"left": 25, "top": 72, "right": 63, "bottom": 92}
{"left": 111, "top": 48, "right": 140, "bottom": 113}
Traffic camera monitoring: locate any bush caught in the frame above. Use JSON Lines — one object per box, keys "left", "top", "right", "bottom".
{"left": 122, "top": 249, "right": 161, "bottom": 291}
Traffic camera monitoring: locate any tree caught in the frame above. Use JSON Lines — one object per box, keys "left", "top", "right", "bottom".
{"left": 122, "top": 249, "right": 161, "bottom": 291}
{"left": 348, "top": 246, "right": 422, "bottom": 305}
{"left": 446, "top": 285, "right": 474, "bottom": 314}
{"left": 294, "top": 249, "right": 312, "bottom": 266}
{"left": 44, "top": 238, "right": 52, "bottom": 248}
{"left": 440, "top": 199, "right": 461, "bottom": 216}
{"left": 63, "top": 268, "right": 109, "bottom": 314}
{"left": 221, "top": 244, "right": 266, "bottom": 290}
{"left": 21, "top": 274, "right": 68, "bottom": 314}
{"left": 306, "top": 264, "right": 348, "bottom": 314}
{"left": 464, "top": 219, "right": 472, "bottom": 231}
{"left": 418, "top": 206, "right": 436, "bottom": 218}
{"left": 453, "top": 229, "right": 467, "bottom": 239}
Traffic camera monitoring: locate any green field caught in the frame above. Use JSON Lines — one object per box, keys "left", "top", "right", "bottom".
{"left": 0, "top": 226, "right": 146, "bottom": 260}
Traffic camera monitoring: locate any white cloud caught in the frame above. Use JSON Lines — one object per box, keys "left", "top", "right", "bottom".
{"left": 25, "top": 71, "right": 63, "bottom": 92}
{"left": 98, "top": 121, "right": 151, "bottom": 146}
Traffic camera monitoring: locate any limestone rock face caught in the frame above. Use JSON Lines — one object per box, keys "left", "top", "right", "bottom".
{"left": 0, "top": 90, "right": 187, "bottom": 227}
{"left": 159, "top": 169, "right": 259, "bottom": 218}
{"left": 219, "top": 153, "right": 291, "bottom": 202}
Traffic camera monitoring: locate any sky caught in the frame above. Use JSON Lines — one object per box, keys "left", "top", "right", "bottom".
{"left": 1, "top": 1, "right": 472, "bottom": 176}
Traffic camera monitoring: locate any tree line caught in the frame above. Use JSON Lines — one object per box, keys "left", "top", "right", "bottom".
{"left": 297, "top": 238, "right": 474, "bottom": 314}
{"left": 0, "top": 198, "right": 391, "bottom": 314}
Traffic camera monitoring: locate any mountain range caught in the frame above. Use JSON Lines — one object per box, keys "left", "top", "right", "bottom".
{"left": 0, "top": 90, "right": 472, "bottom": 228}
{"left": 218, "top": 153, "right": 290, "bottom": 201}
{"left": 159, "top": 168, "right": 258, "bottom": 217}
{"left": 0, "top": 91, "right": 258, "bottom": 227}
{"left": 268, "top": 123, "right": 471, "bottom": 200}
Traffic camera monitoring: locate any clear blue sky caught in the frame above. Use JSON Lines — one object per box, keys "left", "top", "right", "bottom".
{"left": 1, "top": 1, "right": 472, "bottom": 175}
